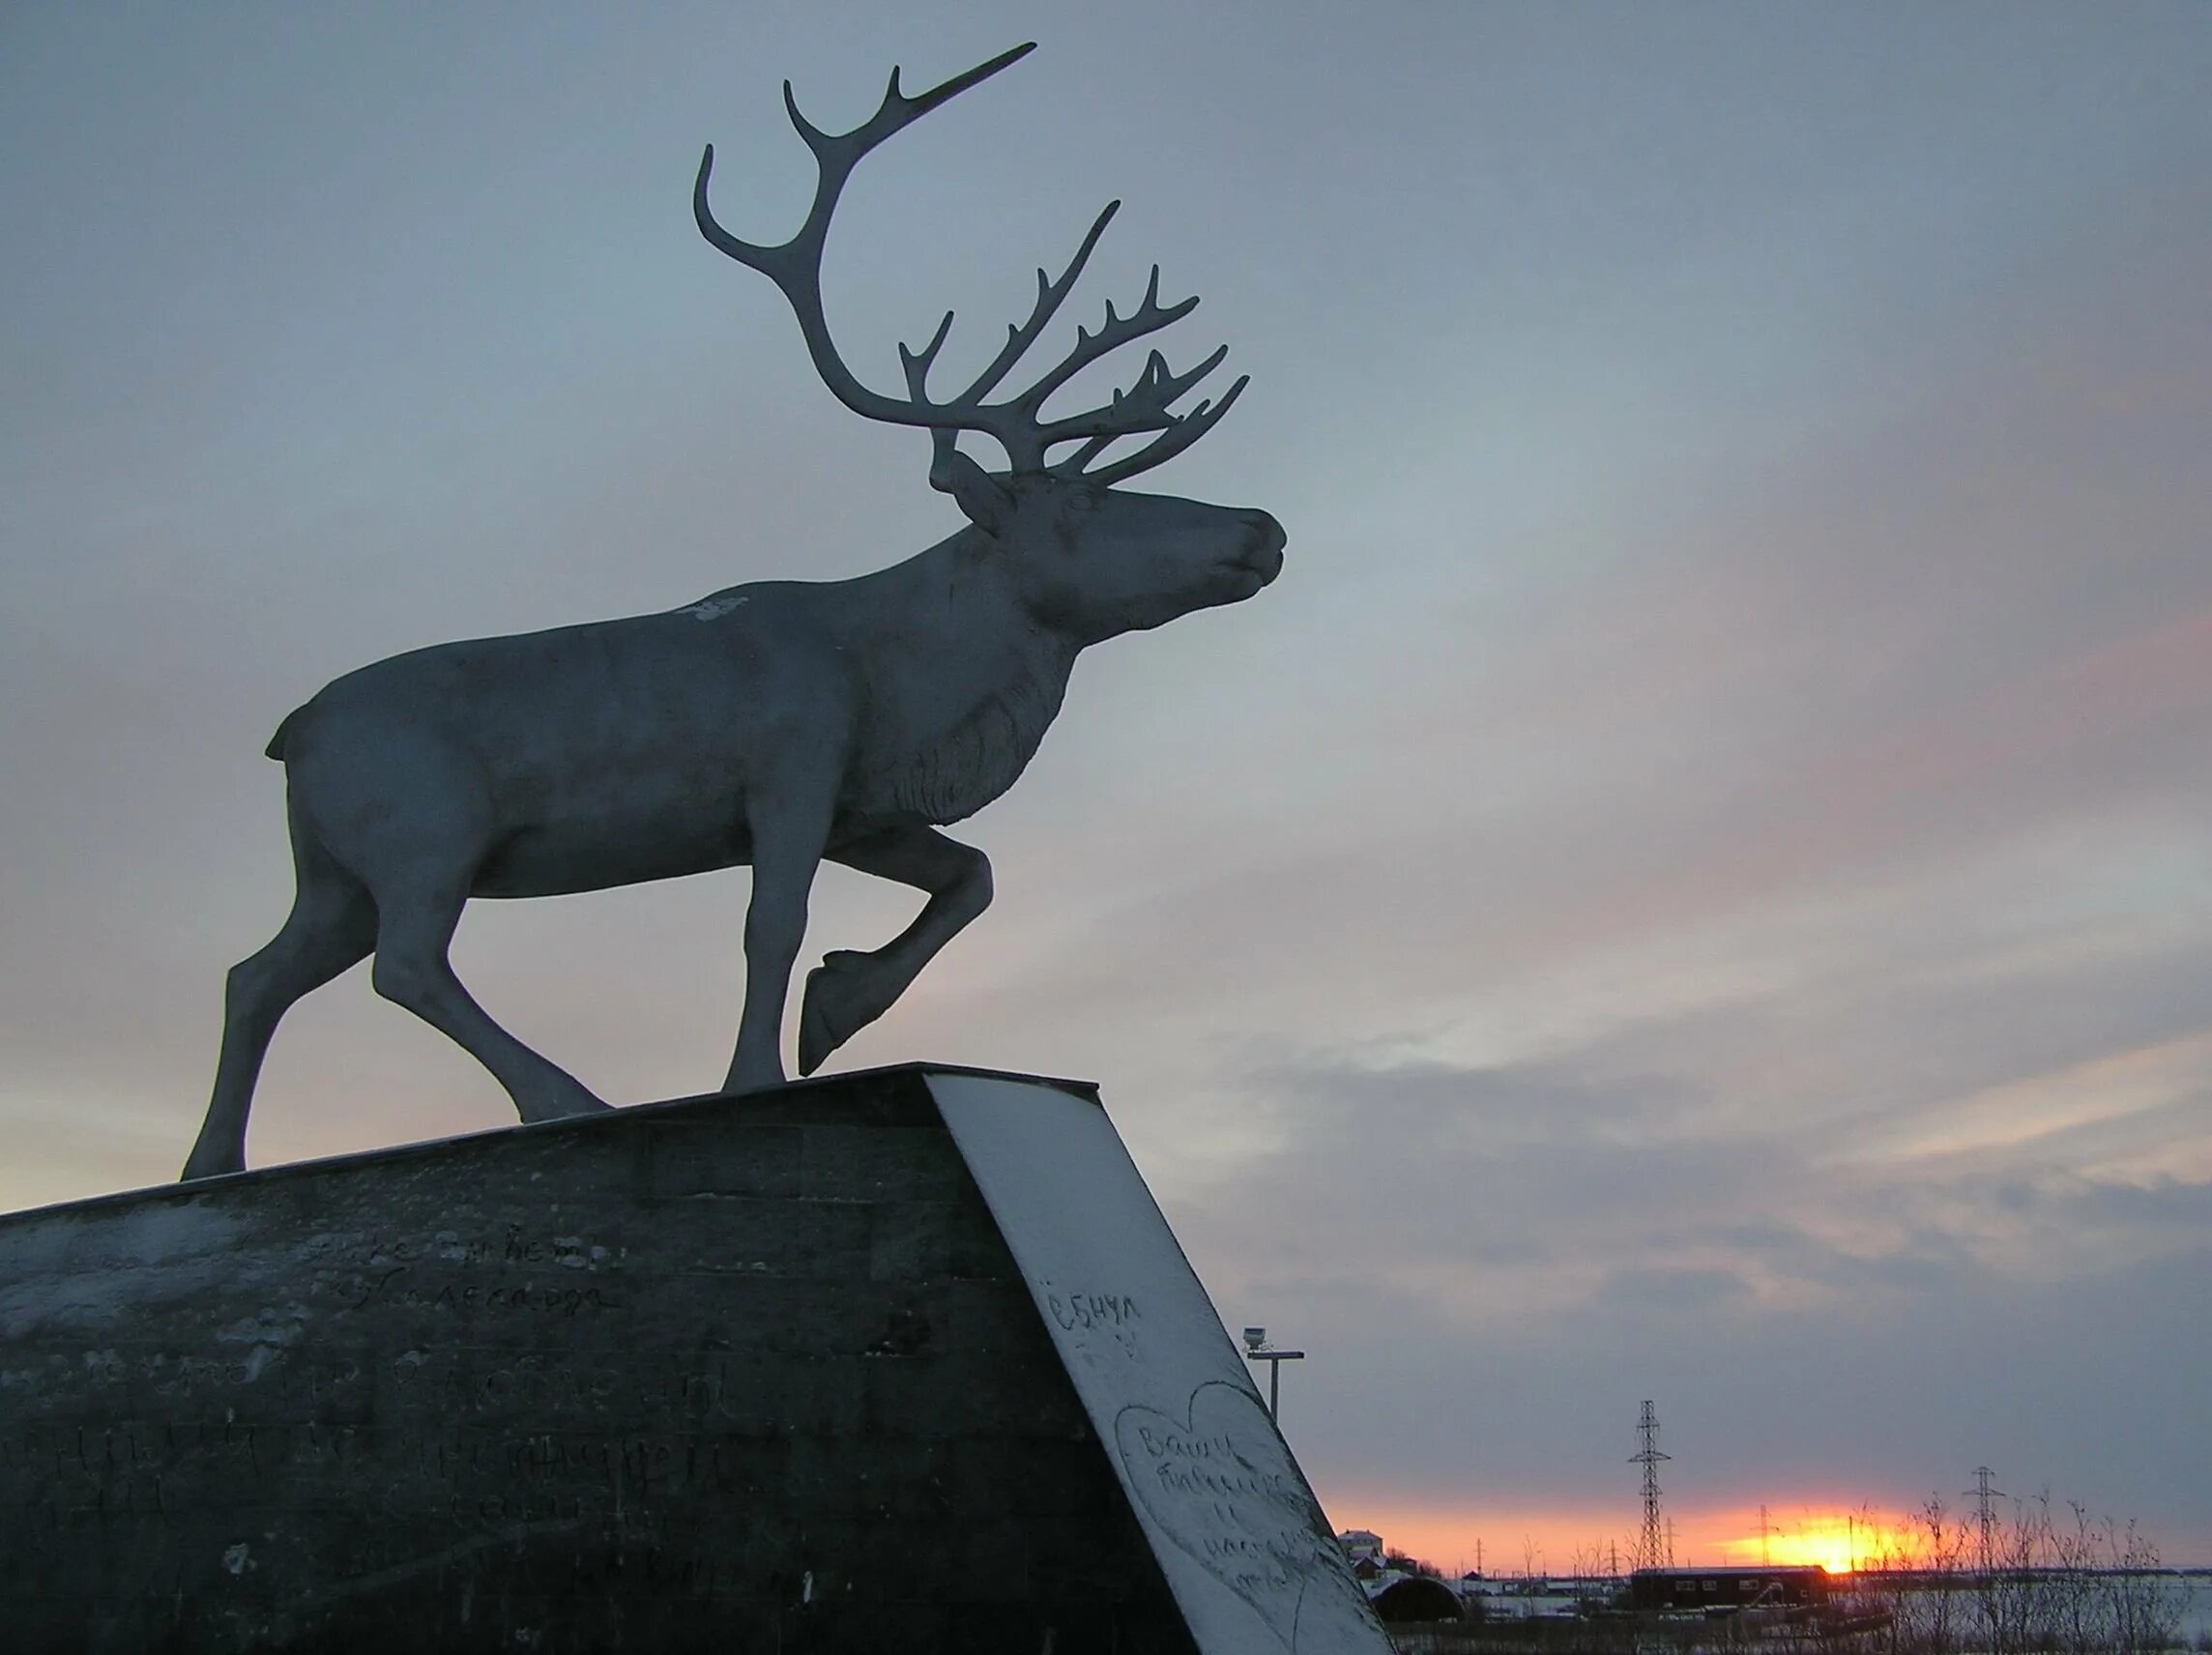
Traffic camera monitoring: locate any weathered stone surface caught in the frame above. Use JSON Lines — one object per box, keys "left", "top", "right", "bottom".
{"left": 0, "top": 1066, "right": 1194, "bottom": 1653}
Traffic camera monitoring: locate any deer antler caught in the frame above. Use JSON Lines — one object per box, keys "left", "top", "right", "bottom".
{"left": 1047, "top": 336, "right": 1251, "bottom": 486}
{"left": 694, "top": 43, "right": 1038, "bottom": 431}
{"left": 697, "top": 44, "right": 1244, "bottom": 483}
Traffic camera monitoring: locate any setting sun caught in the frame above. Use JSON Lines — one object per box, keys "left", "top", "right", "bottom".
{"left": 1325, "top": 1499, "right": 1952, "bottom": 1582}
{"left": 1768, "top": 1528, "right": 1852, "bottom": 1575}
{"left": 1730, "top": 1513, "right": 1920, "bottom": 1576}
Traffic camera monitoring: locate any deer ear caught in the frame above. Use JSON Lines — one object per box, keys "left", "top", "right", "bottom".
{"left": 933, "top": 448, "right": 1014, "bottom": 534}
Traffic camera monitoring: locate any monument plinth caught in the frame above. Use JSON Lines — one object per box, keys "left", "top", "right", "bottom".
{"left": 1, "top": 1067, "right": 1385, "bottom": 1653}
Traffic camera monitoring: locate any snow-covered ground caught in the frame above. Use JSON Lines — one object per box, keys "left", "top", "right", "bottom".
{"left": 2171, "top": 1575, "right": 2211, "bottom": 1646}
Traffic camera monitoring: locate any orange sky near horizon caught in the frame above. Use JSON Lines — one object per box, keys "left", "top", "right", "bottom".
{"left": 1331, "top": 1496, "right": 1930, "bottom": 1580}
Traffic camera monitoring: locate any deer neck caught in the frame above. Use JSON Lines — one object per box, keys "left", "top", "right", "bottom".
{"left": 855, "top": 525, "right": 1083, "bottom": 682}
{"left": 839, "top": 528, "right": 1080, "bottom": 826}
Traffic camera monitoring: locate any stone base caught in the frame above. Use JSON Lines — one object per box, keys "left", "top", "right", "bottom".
{"left": 0, "top": 1064, "right": 1385, "bottom": 1654}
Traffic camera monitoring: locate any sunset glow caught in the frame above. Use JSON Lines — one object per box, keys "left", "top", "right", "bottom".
{"left": 1336, "top": 1500, "right": 1931, "bottom": 1580}
{"left": 1764, "top": 1527, "right": 1857, "bottom": 1575}
{"left": 1747, "top": 1517, "right": 1905, "bottom": 1576}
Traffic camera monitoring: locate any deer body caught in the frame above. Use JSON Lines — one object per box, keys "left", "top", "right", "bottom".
{"left": 275, "top": 493, "right": 1269, "bottom": 901}
{"left": 183, "top": 44, "right": 1282, "bottom": 1179}
{"left": 276, "top": 548, "right": 1057, "bottom": 902}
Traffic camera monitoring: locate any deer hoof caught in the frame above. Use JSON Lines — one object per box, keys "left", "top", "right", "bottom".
{"left": 516, "top": 1076, "right": 612, "bottom": 1124}
{"left": 799, "top": 949, "right": 885, "bottom": 1076}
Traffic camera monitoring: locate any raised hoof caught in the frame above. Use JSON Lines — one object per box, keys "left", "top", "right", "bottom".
{"left": 799, "top": 949, "right": 882, "bottom": 1077}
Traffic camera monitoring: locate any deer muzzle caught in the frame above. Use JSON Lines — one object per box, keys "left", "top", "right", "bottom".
{"left": 1236, "top": 509, "right": 1288, "bottom": 588}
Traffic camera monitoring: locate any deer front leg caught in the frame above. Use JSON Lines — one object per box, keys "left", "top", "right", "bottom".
{"left": 724, "top": 772, "right": 840, "bottom": 1095}
{"left": 799, "top": 827, "right": 993, "bottom": 1076}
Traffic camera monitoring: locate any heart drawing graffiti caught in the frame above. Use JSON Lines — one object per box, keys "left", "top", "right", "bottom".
{"left": 1113, "top": 1379, "right": 1375, "bottom": 1648}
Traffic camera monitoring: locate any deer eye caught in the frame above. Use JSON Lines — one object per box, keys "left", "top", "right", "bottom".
{"left": 1066, "top": 489, "right": 1100, "bottom": 514}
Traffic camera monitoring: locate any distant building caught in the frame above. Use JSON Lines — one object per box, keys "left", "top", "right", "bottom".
{"left": 1338, "top": 1528, "right": 1384, "bottom": 1565}
{"left": 1629, "top": 1565, "right": 1831, "bottom": 1612}
{"left": 1373, "top": 1576, "right": 1465, "bottom": 1624}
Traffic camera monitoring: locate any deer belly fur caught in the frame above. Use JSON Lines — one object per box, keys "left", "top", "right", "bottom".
{"left": 473, "top": 812, "right": 753, "bottom": 897}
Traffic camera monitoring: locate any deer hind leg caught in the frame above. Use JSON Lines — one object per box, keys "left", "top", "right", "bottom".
{"left": 182, "top": 820, "right": 377, "bottom": 1181}
{"left": 366, "top": 879, "right": 610, "bottom": 1126}
{"left": 798, "top": 827, "right": 993, "bottom": 1078}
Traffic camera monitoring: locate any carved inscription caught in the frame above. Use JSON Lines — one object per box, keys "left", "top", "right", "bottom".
{"left": 345, "top": 1275, "right": 620, "bottom": 1316}
{"left": 1115, "top": 1380, "right": 1373, "bottom": 1646}
{"left": 1043, "top": 1286, "right": 1143, "bottom": 1359}
{"left": 1046, "top": 1291, "right": 1137, "bottom": 1332}
{"left": 302, "top": 1224, "right": 623, "bottom": 1316}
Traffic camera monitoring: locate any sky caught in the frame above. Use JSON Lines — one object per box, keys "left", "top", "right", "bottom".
{"left": 4, "top": 0, "right": 2209, "bottom": 1572}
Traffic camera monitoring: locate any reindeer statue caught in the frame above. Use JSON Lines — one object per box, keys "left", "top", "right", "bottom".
{"left": 182, "top": 43, "right": 1283, "bottom": 1180}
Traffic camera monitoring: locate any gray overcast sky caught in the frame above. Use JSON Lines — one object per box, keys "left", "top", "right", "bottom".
{"left": 4, "top": 1, "right": 2209, "bottom": 1566}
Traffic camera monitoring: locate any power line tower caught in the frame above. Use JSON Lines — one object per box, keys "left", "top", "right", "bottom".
{"left": 1631, "top": 1400, "right": 1672, "bottom": 1570}
{"left": 1966, "top": 1466, "right": 2005, "bottom": 1575}
{"left": 1759, "top": 1503, "right": 1773, "bottom": 1566}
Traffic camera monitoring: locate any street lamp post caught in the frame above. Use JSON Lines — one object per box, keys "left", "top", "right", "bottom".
{"left": 1240, "top": 1326, "right": 1306, "bottom": 1423}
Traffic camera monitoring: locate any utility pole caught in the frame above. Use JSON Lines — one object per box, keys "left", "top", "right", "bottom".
{"left": 1631, "top": 1401, "right": 1671, "bottom": 1571}
{"left": 1759, "top": 1503, "right": 1772, "bottom": 1567}
{"left": 1966, "top": 1466, "right": 2004, "bottom": 1576}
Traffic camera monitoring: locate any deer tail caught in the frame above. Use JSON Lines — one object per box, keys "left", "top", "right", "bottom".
{"left": 265, "top": 709, "right": 303, "bottom": 762}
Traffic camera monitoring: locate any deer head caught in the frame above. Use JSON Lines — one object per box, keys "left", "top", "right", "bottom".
{"left": 693, "top": 42, "right": 1285, "bottom": 647}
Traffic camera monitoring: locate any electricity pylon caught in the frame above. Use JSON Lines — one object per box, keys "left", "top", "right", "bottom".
{"left": 1631, "top": 1401, "right": 1672, "bottom": 1569}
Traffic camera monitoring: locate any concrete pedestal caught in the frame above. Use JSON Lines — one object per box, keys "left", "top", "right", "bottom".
{"left": 0, "top": 1065, "right": 1384, "bottom": 1653}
